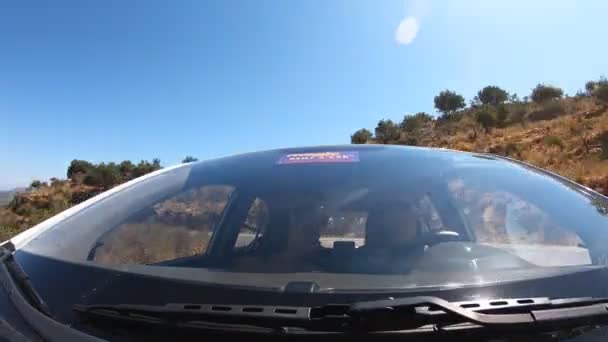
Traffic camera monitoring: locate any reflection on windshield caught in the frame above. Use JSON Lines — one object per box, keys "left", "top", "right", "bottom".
{"left": 94, "top": 185, "right": 234, "bottom": 264}
{"left": 19, "top": 148, "right": 608, "bottom": 287}
{"left": 448, "top": 178, "right": 582, "bottom": 246}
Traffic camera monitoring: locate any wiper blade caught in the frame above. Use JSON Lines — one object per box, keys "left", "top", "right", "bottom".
{"left": 74, "top": 303, "right": 320, "bottom": 334}
{"left": 0, "top": 244, "right": 53, "bottom": 317}
{"left": 73, "top": 296, "right": 608, "bottom": 336}
{"left": 348, "top": 296, "right": 608, "bottom": 333}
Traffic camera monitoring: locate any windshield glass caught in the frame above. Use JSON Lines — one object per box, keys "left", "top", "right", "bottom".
{"left": 18, "top": 146, "right": 608, "bottom": 290}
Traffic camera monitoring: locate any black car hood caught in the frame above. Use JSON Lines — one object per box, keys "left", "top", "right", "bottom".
{"left": 12, "top": 246, "right": 608, "bottom": 326}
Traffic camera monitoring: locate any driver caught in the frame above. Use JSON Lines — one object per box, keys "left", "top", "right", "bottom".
{"left": 365, "top": 201, "right": 419, "bottom": 250}
{"left": 354, "top": 201, "right": 420, "bottom": 273}
{"left": 283, "top": 204, "right": 327, "bottom": 263}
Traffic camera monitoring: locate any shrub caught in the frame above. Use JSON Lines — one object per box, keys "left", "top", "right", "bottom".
{"left": 399, "top": 136, "right": 418, "bottom": 146}
{"left": 530, "top": 84, "right": 563, "bottom": 103}
{"left": 599, "top": 132, "right": 608, "bottom": 160}
{"left": 476, "top": 86, "right": 509, "bottom": 106}
{"left": 528, "top": 101, "right": 565, "bottom": 121}
{"left": 543, "top": 135, "right": 564, "bottom": 149}
{"left": 475, "top": 108, "right": 497, "bottom": 133}
{"left": 592, "top": 82, "right": 608, "bottom": 103}
{"left": 83, "top": 163, "right": 121, "bottom": 189}
{"left": 586, "top": 81, "right": 597, "bottom": 94}
{"left": 504, "top": 143, "right": 520, "bottom": 157}
{"left": 181, "top": 156, "right": 199, "bottom": 163}
{"left": 132, "top": 159, "right": 162, "bottom": 178}
{"left": 508, "top": 106, "right": 528, "bottom": 126}
{"left": 67, "top": 159, "right": 93, "bottom": 179}
{"left": 496, "top": 104, "right": 508, "bottom": 126}
{"left": 350, "top": 128, "right": 373, "bottom": 144}
{"left": 374, "top": 119, "right": 400, "bottom": 143}
{"left": 400, "top": 112, "right": 433, "bottom": 132}
{"left": 30, "top": 180, "right": 43, "bottom": 188}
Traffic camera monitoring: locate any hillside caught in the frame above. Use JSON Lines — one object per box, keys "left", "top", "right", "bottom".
{"left": 351, "top": 81, "right": 608, "bottom": 196}
{"left": 3, "top": 80, "right": 608, "bottom": 243}
{"left": 0, "top": 159, "right": 162, "bottom": 241}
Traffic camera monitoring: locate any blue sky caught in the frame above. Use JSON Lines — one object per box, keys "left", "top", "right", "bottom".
{"left": 1, "top": 0, "right": 607, "bottom": 189}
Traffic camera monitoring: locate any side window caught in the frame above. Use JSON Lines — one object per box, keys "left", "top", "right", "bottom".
{"left": 94, "top": 185, "right": 234, "bottom": 264}
{"left": 235, "top": 198, "right": 269, "bottom": 248}
{"left": 448, "top": 178, "right": 582, "bottom": 246}
{"left": 319, "top": 212, "right": 367, "bottom": 248}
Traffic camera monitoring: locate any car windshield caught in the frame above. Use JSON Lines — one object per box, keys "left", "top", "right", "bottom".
{"left": 16, "top": 146, "right": 608, "bottom": 291}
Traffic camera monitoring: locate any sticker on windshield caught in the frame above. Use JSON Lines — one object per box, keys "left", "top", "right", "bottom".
{"left": 278, "top": 151, "right": 359, "bottom": 164}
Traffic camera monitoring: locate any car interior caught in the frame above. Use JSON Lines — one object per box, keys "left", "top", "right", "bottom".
{"left": 131, "top": 181, "right": 475, "bottom": 274}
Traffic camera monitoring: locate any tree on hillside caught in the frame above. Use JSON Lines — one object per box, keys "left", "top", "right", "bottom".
{"left": 593, "top": 83, "right": 608, "bottom": 103}
{"left": 374, "top": 119, "right": 400, "bottom": 144}
{"left": 350, "top": 128, "right": 373, "bottom": 144}
{"left": 83, "top": 163, "right": 120, "bottom": 189}
{"left": 182, "top": 156, "right": 199, "bottom": 163}
{"left": 477, "top": 86, "right": 509, "bottom": 106}
{"left": 132, "top": 159, "right": 162, "bottom": 178}
{"left": 496, "top": 104, "right": 508, "bottom": 126}
{"left": 530, "top": 84, "right": 563, "bottom": 103}
{"left": 434, "top": 90, "right": 465, "bottom": 117}
{"left": 30, "top": 180, "right": 43, "bottom": 188}
{"left": 586, "top": 77, "right": 608, "bottom": 103}
{"left": 119, "top": 160, "right": 135, "bottom": 176}
{"left": 475, "top": 108, "right": 497, "bottom": 133}
{"left": 67, "top": 159, "right": 93, "bottom": 179}
{"left": 586, "top": 81, "right": 597, "bottom": 94}
{"left": 400, "top": 112, "right": 433, "bottom": 132}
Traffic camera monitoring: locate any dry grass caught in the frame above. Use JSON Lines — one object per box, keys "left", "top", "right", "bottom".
{"left": 419, "top": 98, "right": 608, "bottom": 195}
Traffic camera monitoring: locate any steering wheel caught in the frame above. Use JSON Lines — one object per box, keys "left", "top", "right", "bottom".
{"left": 415, "top": 230, "right": 461, "bottom": 247}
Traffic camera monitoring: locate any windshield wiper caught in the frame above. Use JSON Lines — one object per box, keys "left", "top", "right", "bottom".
{"left": 0, "top": 243, "right": 53, "bottom": 317}
{"left": 74, "top": 296, "right": 608, "bottom": 336}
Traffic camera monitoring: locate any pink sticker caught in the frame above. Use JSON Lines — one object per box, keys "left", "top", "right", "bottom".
{"left": 278, "top": 151, "right": 359, "bottom": 164}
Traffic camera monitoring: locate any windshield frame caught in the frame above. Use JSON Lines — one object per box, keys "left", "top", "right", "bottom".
{"left": 11, "top": 146, "right": 608, "bottom": 292}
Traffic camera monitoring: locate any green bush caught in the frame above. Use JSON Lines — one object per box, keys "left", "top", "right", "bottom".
{"left": 374, "top": 119, "right": 400, "bottom": 143}
{"left": 586, "top": 77, "right": 608, "bottom": 101}
{"left": 30, "top": 180, "right": 43, "bottom": 188}
{"left": 67, "top": 159, "right": 93, "bottom": 179}
{"left": 530, "top": 84, "right": 563, "bottom": 103}
{"left": 475, "top": 108, "right": 497, "bottom": 132}
{"left": 181, "top": 156, "right": 199, "bottom": 163}
{"left": 508, "top": 106, "right": 528, "bottom": 126}
{"left": 543, "top": 135, "right": 564, "bottom": 149}
{"left": 504, "top": 143, "right": 520, "bottom": 157}
{"left": 350, "top": 128, "right": 373, "bottom": 144}
{"left": 399, "top": 136, "right": 418, "bottom": 146}
{"left": 83, "top": 163, "right": 120, "bottom": 189}
{"left": 599, "top": 132, "right": 608, "bottom": 160}
{"left": 496, "top": 105, "right": 508, "bottom": 126}
{"left": 592, "top": 83, "right": 608, "bottom": 103}
{"left": 528, "top": 101, "right": 565, "bottom": 121}
{"left": 400, "top": 112, "right": 433, "bottom": 132}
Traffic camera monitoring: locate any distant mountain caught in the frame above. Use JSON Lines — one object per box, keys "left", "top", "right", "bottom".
{"left": 0, "top": 187, "right": 26, "bottom": 206}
